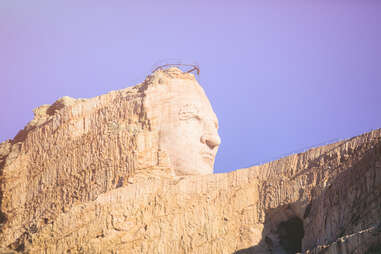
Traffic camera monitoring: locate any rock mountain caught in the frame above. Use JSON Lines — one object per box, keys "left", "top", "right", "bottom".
{"left": 0, "top": 68, "right": 380, "bottom": 253}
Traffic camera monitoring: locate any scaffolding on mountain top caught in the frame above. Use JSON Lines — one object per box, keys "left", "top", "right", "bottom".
{"left": 153, "top": 64, "right": 200, "bottom": 75}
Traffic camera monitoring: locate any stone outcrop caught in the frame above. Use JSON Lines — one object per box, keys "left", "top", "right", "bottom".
{"left": 305, "top": 224, "right": 381, "bottom": 254}
{"left": 0, "top": 68, "right": 380, "bottom": 253}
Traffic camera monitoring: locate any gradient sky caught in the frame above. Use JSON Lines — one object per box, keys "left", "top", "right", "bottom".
{"left": 1, "top": 1, "right": 380, "bottom": 173}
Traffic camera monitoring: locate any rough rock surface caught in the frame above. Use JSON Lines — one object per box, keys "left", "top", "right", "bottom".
{"left": 0, "top": 68, "right": 380, "bottom": 253}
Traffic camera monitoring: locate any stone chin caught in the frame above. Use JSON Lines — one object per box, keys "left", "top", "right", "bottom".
{"left": 174, "top": 160, "right": 215, "bottom": 176}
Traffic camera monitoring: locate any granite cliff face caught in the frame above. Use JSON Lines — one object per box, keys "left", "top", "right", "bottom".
{"left": 0, "top": 68, "right": 380, "bottom": 253}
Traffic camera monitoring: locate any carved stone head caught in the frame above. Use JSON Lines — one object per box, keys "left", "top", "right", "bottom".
{"left": 144, "top": 68, "right": 221, "bottom": 175}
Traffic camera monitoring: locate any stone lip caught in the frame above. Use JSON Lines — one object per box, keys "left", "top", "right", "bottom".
{"left": 0, "top": 69, "right": 380, "bottom": 252}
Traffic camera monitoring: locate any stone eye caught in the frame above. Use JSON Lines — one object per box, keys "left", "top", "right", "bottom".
{"left": 178, "top": 104, "right": 200, "bottom": 120}
{"left": 179, "top": 111, "right": 199, "bottom": 120}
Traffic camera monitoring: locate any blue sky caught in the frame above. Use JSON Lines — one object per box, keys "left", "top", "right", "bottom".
{"left": 1, "top": 1, "right": 380, "bottom": 173}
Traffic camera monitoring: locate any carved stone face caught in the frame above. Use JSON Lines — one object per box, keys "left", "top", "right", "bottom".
{"left": 158, "top": 77, "right": 221, "bottom": 175}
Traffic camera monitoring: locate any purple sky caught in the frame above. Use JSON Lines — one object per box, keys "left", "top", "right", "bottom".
{"left": 1, "top": 1, "right": 380, "bottom": 173}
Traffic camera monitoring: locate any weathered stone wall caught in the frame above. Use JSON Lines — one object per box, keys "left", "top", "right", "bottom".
{"left": 10, "top": 128, "right": 378, "bottom": 254}
{"left": 1, "top": 68, "right": 380, "bottom": 253}
{"left": 0, "top": 71, "right": 174, "bottom": 247}
{"left": 250, "top": 129, "right": 381, "bottom": 251}
{"left": 305, "top": 224, "right": 381, "bottom": 254}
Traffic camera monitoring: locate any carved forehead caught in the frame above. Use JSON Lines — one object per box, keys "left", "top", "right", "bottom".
{"left": 144, "top": 77, "right": 218, "bottom": 125}
{"left": 178, "top": 102, "right": 218, "bottom": 122}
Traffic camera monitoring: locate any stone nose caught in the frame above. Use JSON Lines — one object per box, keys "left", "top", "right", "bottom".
{"left": 201, "top": 133, "right": 221, "bottom": 149}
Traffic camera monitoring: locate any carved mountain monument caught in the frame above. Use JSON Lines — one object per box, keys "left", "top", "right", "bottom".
{"left": 0, "top": 68, "right": 380, "bottom": 253}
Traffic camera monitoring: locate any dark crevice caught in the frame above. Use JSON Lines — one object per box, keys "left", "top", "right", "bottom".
{"left": 366, "top": 243, "right": 381, "bottom": 254}
{"left": 278, "top": 217, "right": 304, "bottom": 253}
{"left": 303, "top": 202, "right": 312, "bottom": 219}
{"left": 8, "top": 232, "right": 30, "bottom": 253}
{"left": 116, "top": 177, "right": 124, "bottom": 188}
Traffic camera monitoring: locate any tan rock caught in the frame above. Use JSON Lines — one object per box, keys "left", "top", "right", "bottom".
{"left": 0, "top": 68, "right": 380, "bottom": 253}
